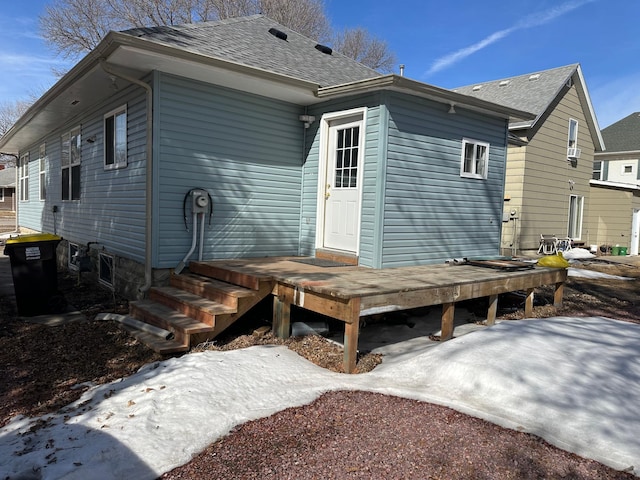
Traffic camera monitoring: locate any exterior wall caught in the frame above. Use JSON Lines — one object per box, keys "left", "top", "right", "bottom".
{"left": 380, "top": 92, "right": 508, "bottom": 267}
{"left": 300, "top": 93, "right": 383, "bottom": 267}
{"left": 586, "top": 185, "right": 640, "bottom": 250}
{"left": 505, "top": 85, "right": 596, "bottom": 252}
{"left": 154, "top": 73, "right": 305, "bottom": 268}
{"left": 16, "top": 83, "right": 148, "bottom": 289}
{"left": 501, "top": 144, "right": 526, "bottom": 254}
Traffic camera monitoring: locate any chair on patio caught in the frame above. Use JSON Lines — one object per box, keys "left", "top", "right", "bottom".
{"left": 537, "top": 234, "right": 558, "bottom": 255}
{"left": 555, "top": 237, "right": 573, "bottom": 252}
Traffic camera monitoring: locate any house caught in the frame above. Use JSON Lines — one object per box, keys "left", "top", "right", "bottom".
{"left": 589, "top": 112, "right": 640, "bottom": 255}
{"left": 0, "top": 15, "right": 531, "bottom": 299}
{"left": 0, "top": 167, "right": 16, "bottom": 212}
{"left": 453, "top": 64, "right": 605, "bottom": 255}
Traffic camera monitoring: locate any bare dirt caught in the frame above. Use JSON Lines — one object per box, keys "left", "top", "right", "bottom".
{"left": 1, "top": 259, "right": 638, "bottom": 479}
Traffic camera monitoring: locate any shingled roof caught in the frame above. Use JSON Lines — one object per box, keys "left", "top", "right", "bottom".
{"left": 122, "top": 15, "right": 380, "bottom": 88}
{"left": 453, "top": 64, "right": 578, "bottom": 128}
{"left": 601, "top": 112, "right": 640, "bottom": 152}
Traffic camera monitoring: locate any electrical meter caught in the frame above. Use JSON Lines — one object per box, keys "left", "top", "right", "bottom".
{"left": 191, "top": 189, "right": 210, "bottom": 214}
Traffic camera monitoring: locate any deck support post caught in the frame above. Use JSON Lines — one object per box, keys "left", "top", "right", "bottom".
{"left": 524, "top": 288, "right": 535, "bottom": 318}
{"left": 343, "top": 298, "right": 361, "bottom": 374}
{"left": 441, "top": 302, "right": 455, "bottom": 340}
{"left": 553, "top": 281, "right": 564, "bottom": 308}
{"left": 487, "top": 294, "right": 498, "bottom": 325}
{"left": 273, "top": 293, "right": 291, "bottom": 339}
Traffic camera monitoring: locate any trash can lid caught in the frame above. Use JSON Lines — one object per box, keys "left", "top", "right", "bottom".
{"left": 5, "top": 233, "right": 62, "bottom": 245}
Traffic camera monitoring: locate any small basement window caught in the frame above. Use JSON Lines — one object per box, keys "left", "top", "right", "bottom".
{"left": 68, "top": 243, "right": 79, "bottom": 270}
{"left": 99, "top": 253, "right": 114, "bottom": 288}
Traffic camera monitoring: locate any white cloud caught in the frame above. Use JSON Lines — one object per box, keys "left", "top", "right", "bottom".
{"left": 425, "top": 0, "right": 598, "bottom": 76}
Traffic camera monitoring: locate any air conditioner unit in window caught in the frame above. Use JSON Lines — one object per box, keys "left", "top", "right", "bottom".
{"left": 567, "top": 147, "right": 581, "bottom": 159}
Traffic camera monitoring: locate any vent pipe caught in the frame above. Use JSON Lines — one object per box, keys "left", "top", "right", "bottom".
{"left": 399, "top": 64, "right": 405, "bottom": 77}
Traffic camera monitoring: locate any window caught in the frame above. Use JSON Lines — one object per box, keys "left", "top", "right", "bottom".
{"left": 104, "top": 106, "right": 127, "bottom": 169}
{"left": 62, "top": 127, "right": 81, "bottom": 200}
{"left": 334, "top": 126, "right": 359, "bottom": 188}
{"left": 39, "top": 144, "right": 46, "bottom": 200}
{"left": 19, "top": 153, "right": 29, "bottom": 201}
{"left": 99, "top": 253, "right": 114, "bottom": 287}
{"left": 567, "top": 119, "right": 579, "bottom": 158}
{"left": 622, "top": 164, "right": 634, "bottom": 175}
{"left": 460, "top": 138, "right": 489, "bottom": 179}
{"left": 68, "top": 243, "right": 79, "bottom": 270}
{"left": 592, "top": 160, "right": 602, "bottom": 180}
{"left": 568, "top": 194, "right": 584, "bottom": 239}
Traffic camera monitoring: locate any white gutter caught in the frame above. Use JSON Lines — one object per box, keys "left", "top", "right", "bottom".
{"left": 99, "top": 59, "right": 154, "bottom": 296}
{"left": 590, "top": 179, "right": 640, "bottom": 191}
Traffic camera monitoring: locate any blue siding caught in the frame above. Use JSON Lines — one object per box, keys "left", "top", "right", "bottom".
{"left": 381, "top": 92, "right": 508, "bottom": 267}
{"left": 17, "top": 84, "right": 148, "bottom": 262}
{"left": 154, "top": 73, "right": 304, "bottom": 268}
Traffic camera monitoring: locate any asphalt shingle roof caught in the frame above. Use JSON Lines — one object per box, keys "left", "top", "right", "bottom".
{"left": 601, "top": 112, "right": 640, "bottom": 152}
{"left": 452, "top": 64, "right": 579, "bottom": 126}
{"left": 122, "top": 15, "right": 380, "bottom": 87}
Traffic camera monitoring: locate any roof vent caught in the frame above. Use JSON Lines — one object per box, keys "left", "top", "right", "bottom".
{"left": 529, "top": 74, "right": 540, "bottom": 81}
{"left": 315, "top": 44, "right": 333, "bottom": 55}
{"left": 499, "top": 80, "right": 510, "bottom": 87}
{"left": 268, "top": 28, "right": 287, "bottom": 41}
{"left": 472, "top": 85, "right": 482, "bottom": 91}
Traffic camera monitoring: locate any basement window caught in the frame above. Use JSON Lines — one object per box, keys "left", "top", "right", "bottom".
{"left": 99, "top": 253, "right": 114, "bottom": 288}
{"left": 68, "top": 243, "right": 79, "bottom": 271}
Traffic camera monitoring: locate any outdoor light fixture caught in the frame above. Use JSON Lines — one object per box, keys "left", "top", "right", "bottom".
{"left": 298, "top": 114, "right": 316, "bottom": 128}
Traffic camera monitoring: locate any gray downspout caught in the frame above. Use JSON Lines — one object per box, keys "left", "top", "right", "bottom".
{"left": 99, "top": 60, "right": 154, "bottom": 295}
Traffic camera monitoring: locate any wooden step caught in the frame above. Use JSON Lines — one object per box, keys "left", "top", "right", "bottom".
{"left": 121, "top": 326, "right": 190, "bottom": 355}
{"left": 171, "top": 273, "right": 256, "bottom": 308}
{"left": 315, "top": 249, "right": 358, "bottom": 266}
{"left": 149, "top": 286, "right": 236, "bottom": 326}
{"left": 188, "top": 261, "right": 269, "bottom": 290}
{"left": 130, "top": 299, "right": 214, "bottom": 346}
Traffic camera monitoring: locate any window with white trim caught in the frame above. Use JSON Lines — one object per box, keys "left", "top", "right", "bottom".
{"left": 460, "top": 138, "right": 489, "bottom": 179}
{"left": 39, "top": 143, "right": 46, "bottom": 200}
{"left": 622, "top": 164, "right": 634, "bottom": 175}
{"left": 568, "top": 194, "right": 584, "bottom": 239}
{"left": 61, "top": 126, "right": 81, "bottom": 200}
{"left": 592, "top": 160, "right": 602, "bottom": 180}
{"left": 19, "top": 153, "right": 29, "bottom": 201}
{"left": 567, "top": 119, "right": 579, "bottom": 158}
{"left": 104, "top": 105, "right": 127, "bottom": 169}
{"left": 99, "top": 253, "right": 114, "bottom": 288}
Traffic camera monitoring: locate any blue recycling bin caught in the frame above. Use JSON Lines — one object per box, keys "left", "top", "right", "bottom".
{"left": 4, "top": 234, "right": 62, "bottom": 316}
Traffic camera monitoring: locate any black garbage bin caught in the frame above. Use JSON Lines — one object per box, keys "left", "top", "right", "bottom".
{"left": 4, "top": 233, "right": 62, "bottom": 316}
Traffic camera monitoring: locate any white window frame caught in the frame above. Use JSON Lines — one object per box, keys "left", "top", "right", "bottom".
{"left": 460, "top": 138, "right": 489, "bottom": 179}
{"left": 39, "top": 143, "right": 46, "bottom": 201}
{"left": 568, "top": 194, "right": 584, "bottom": 240}
{"left": 99, "top": 253, "right": 115, "bottom": 288}
{"left": 567, "top": 118, "right": 578, "bottom": 159}
{"left": 592, "top": 160, "right": 602, "bottom": 180}
{"left": 104, "top": 105, "right": 128, "bottom": 170}
{"left": 19, "top": 153, "right": 29, "bottom": 201}
{"left": 61, "top": 126, "right": 81, "bottom": 200}
{"left": 68, "top": 243, "right": 79, "bottom": 271}
{"left": 622, "top": 164, "right": 634, "bottom": 175}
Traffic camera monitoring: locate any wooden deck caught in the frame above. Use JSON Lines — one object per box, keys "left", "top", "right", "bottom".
{"left": 190, "top": 257, "right": 568, "bottom": 373}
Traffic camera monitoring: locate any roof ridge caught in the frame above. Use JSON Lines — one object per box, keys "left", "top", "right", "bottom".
{"left": 455, "top": 63, "right": 579, "bottom": 90}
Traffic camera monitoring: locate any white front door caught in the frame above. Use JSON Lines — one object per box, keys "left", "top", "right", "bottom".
{"left": 321, "top": 116, "right": 364, "bottom": 253}
{"left": 631, "top": 209, "right": 640, "bottom": 256}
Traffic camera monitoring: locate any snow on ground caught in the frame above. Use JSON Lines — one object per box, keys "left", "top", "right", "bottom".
{"left": 1, "top": 317, "right": 640, "bottom": 479}
{"left": 568, "top": 267, "right": 635, "bottom": 280}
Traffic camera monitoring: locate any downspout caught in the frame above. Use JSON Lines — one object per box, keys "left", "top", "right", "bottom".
{"left": 99, "top": 59, "right": 154, "bottom": 295}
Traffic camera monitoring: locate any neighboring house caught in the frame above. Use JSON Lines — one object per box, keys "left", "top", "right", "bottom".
{"left": 454, "top": 64, "right": 604, "bottom": 255}
{"left": 0, "top": 15, "right": 530, "bottom": 297}
{"left": 0, "top": 167, "right": 16, "bottom": 212}
{"left": 589, "top": 112, "right": 640, "bottom": 255}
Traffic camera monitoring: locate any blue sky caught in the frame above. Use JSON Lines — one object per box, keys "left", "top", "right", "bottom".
{"left": 1, "top": 0, "right": 638, "bottom": 127}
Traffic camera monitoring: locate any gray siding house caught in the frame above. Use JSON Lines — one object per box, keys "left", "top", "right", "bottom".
{"left": 0, "top": 15, "right": 530, "bottom": 297}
